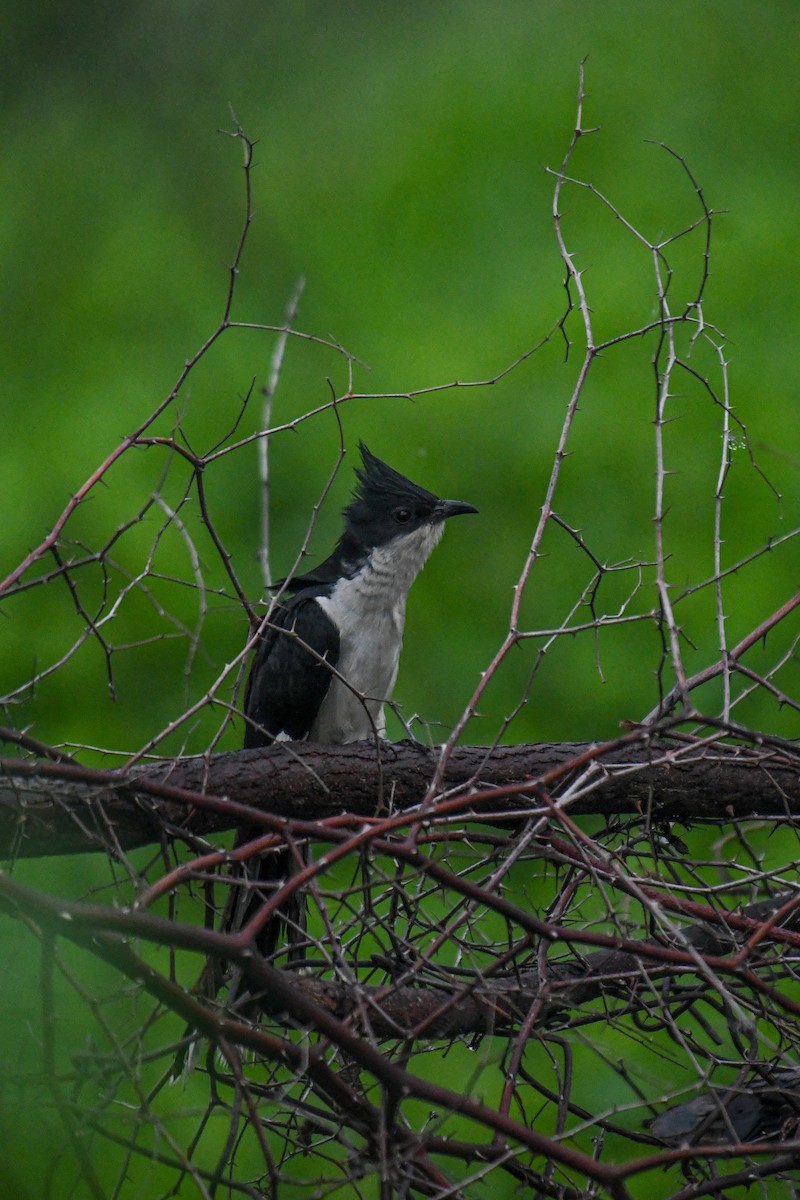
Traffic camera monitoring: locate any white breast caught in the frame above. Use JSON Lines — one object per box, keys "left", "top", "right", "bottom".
{"left": 310, "top": 523, "right": 444, "bottom": 743}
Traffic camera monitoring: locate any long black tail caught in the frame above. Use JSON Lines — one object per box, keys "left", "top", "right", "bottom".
{"left": 223, "top": 824, "right": 308, "bottom": 976}
{"left": 171, "top": 829, "right": 306, "bottom": 1080}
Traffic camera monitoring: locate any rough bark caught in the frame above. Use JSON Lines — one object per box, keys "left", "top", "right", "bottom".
{"left": 244, "top": 891, "right": 798, "bottom": 1039}
{"left": 1, "top": 736, "right": 798, "bottom": 859}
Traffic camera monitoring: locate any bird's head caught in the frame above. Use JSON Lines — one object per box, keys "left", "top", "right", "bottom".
{"left": 280, "top": 443, "right": 477, "bottom": 592}
{"left": 345, "top": 442, "right": 478, "bottom": 548}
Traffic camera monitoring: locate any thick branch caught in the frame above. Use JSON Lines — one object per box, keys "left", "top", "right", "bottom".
{"left": 1, "top": 737, "right": 799, "bottom": 858}
{"left": 268, "top": 893, "right": 786, "bottom": 1039}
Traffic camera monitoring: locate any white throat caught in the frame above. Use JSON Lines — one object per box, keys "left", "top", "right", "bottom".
{"left": 311, "top": 522, "right": 445, "bottom": 742}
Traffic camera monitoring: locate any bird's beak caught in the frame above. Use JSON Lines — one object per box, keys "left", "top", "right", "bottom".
{"left": 434, "top": 499, "right": 479, "bottom": 521}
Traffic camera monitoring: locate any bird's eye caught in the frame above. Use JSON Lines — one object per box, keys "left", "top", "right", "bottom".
{"left": 393, "top": 506, "right": 413, "bottom": 524}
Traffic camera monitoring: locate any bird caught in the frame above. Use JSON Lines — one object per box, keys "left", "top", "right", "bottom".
{"left": 227, "top": 441, "right": 478, "bottom": 977}
{"left": 646, "top": 1067, "right": 800, "bottom": 1145}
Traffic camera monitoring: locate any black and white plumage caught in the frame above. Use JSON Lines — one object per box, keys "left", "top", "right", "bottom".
{"left": 244, "top": 443, "right": 477, "bottom": 749}
{"left": 234, "top": 442, "right": 477, "bottom": 963}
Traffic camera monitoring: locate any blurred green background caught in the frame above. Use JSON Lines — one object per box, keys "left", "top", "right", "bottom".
{"left": 2, "top": 3, "right": 800, "bottom": 1195}
{"left": 2, "top": 0, "right": 799, "bottom": 757}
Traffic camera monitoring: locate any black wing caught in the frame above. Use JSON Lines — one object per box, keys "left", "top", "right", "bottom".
{"left": 243, "top": 593, "right": 339, "bottom": 746}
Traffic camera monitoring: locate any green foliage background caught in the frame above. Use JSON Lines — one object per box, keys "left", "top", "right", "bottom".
{"left": 1, "top": 3, "right": 800, "bottom": 1196}
{"left": 3, "top": 0, "right": 799, "bottom": 753}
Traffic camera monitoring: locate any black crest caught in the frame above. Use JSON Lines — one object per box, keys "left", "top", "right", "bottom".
{"left": 344, "top": 443, "right": 439, "bottom": 537}
{"left": 281, "top": 442, "right": 475, "bottom": 589}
